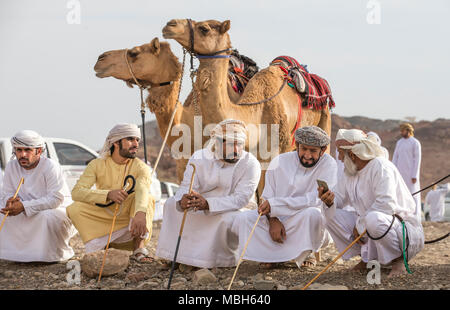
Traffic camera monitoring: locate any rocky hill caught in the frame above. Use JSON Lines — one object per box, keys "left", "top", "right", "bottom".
{"left": 140, "top": 115, "right": 450, "bottom": 199}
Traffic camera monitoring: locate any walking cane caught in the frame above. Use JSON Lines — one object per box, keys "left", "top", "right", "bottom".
{"left": 301, "top": 230, "right": 367, "bottom": 290}
{"left": 167, "top": 163, "right": 196, "bottom": 290}
{"left": 97, "top": 166, "right": 134, "bottom": 284}
{"left": 0, "top": 177, "right": 24, "bottom": 233}
{"left": 228, "top": 211, "right": 263, "bottom": 290}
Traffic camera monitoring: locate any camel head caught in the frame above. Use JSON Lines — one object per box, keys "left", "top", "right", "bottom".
{"left": 94, "top": 38, "right": 181, "bottom": 88}
{"left": 162, "top": 19, "right": 231, "bottom": 55}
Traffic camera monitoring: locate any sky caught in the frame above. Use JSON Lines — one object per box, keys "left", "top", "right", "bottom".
{"left": 0, "top": 0, "right": 449, "bottom": 150}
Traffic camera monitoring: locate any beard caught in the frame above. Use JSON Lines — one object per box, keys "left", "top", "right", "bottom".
{"left": 119, "top": 142, "right": 138, "bottom": 159}
{"left": 344, "top": 153, "right": 358, "bottom": 176}
{"left": 299, "top": 155, "right": 319, "bottom": 168}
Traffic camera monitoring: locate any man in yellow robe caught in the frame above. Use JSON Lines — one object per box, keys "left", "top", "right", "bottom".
{"left": 67, "top": 123, "right": 154, "bottom": 262}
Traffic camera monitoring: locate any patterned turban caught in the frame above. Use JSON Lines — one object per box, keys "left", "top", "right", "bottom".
{"left": 10, "top": 130, "right": 46, "bottom": 159}
{"left": 335, "top": 129, "right": 384, "bottom": 160}
{"left": 294, "top": 126, "right": 330, "bottom": 147}
{"left": 400, "top": 123, "right": 414, "bottom": 136}
{"left": 99, "top": 123, "right": 141, "bottom": 158}
{"left": 11, "top": 130, "right": 45, "bottom": 149}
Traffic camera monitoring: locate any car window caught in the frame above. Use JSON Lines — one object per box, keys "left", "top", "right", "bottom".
{"left": 54, "top": 142, "right": 96, "bottom": 166}
{"left": 161, "top": 182, "right": 168, "bottom": 195}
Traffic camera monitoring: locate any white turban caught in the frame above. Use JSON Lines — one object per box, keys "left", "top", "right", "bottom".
{"left": 208, "top": 119, "right": 247, "bottom": 158}
{"left": 209, "top": 119, "right": 248, "bottom": 143}
{"left": 11, "top": 130, "right": 45, "bottom": 149}
{"left": 99, "top": 123, "right": 141, "bottom": 158}
{"left": 367, "top": 131, "right": 381, "bottom": 145}
{"left": 335, "top": 129, "right": 384, "bottom": 161}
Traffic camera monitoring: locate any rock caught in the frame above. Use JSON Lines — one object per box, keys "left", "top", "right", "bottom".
{"left": 307, "top": 283, "right": 348, "bottom": 290}
{"left": 175, "top": 277, "right": 188, "bottom": 283}
{"left": 253, "top": 273, "right": 264, "bottom": 281}
{"left": 4, "top": 271, "right": 14, "bottom": 278}
{"left": 265, "top": 276, "right": 273, "bottom": 281}
{"left": 254, "top": 280, "right": 276, "bottom": 290}
{"left": 125, "top": 272, "right": 150, "bottom": 283}
{"left": 81, "top": 248, "right": 131, "bottom": 278}
{"left": 179, "top": 264, "right": 195, "bottom": 273}
{"left": 277, "top": 284, "right": 287, "bottom": 290}
{"left": 289, "top": 285, "right": 304, "bottom": 290}
{"left": 236, "top": 280, "right": 245, "bottom": 287}
{"left": 49, "top": 273, "right": 59, "bottom": 280}
{"left": 34, "top": 272, "right": 43, "bottom": 277}
{"left": 193, "top": 268, "right": 217, "bottom": 286}
{"left": 137, "top": 281, "right": 160, "bottom": 289}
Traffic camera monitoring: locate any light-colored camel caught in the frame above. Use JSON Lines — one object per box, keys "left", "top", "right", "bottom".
{"left": 94, "top": 38, "right": 250, "bottom": 182}
{"left": 162, "top": 19, "right": 332, "bottom": 196}
{"left": 94, "top": 38, "right": 197, "bottom": 181}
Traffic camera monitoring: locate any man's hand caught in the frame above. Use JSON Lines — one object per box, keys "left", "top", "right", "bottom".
{"left": 258, "top": 200, "right": 271, "bottom": 216}
{"left": 268, "top": 217, "right": 286, "bottom": 243}
{"left": 1, "top": 197, "right": 24, "bottom": 216}
{"left": 130, "top": 211, "right": 148, "bottom": 239}
{"left": 353, "top": 226, "right": 366, "bottom": 245}
{"left": 187, "top": 191, "right": 209, "bottom": 211}
{"left": 179, "top": 194, "right": 191, "bottom": 210}
{"left": 411, "top": 178, "right": 417, "bottom": 184}
{"left": 107, "top": 189, "right": 128, "bottom": 204}
{"left": 318, "top": 186, "right": 334, "bottom": 207}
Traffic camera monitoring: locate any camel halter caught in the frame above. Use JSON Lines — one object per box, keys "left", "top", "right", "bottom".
{"left": 123, "top": 47, "right": 187, "bottom": 181}
{"left": 186, "top": 19, "right": 232, "bottom": 117}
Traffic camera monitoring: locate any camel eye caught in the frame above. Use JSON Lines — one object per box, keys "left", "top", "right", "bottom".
{"left": 128, "top": 49, "right": 139, "bottom": 58}
{"left": 199, "top": 26, "right": 209, "bottom": 34}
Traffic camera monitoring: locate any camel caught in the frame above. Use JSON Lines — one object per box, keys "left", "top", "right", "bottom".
{"left": 93, "top": 38, "right": 258, "bottom": 182}
{"left": 94, "top": 38, "right": 195, "bottom": 181}
{"left": 162, "top": 19, "right": 332, "bottom": 196}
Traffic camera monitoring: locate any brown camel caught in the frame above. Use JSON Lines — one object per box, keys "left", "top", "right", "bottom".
{"left": 94, "top": 38, "right": 196, "bottom": 181}
{"left": 162, "top": 19, "right": 332, "bottom": 196}
{"left": 93, "top": 38, "right": 256, "bottom": 182}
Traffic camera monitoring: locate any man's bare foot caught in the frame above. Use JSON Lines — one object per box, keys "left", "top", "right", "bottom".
{"left": 301, "top": 257, "right": 316, "bottom": 268}
{"left": 352, "top": 260, "right": 367, "bottom": 271}
{"left": 388, "top": 258, "right": 407, "bottom": 278}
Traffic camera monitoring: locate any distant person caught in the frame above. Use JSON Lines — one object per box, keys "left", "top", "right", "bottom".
{"left": 392, "top": 123, "right": 422, "bottom": 221}
{"left": 0, "top": 130, "right": 75, "bottom": 262}
{"left": 425, "top": 184, "right": 450, "bottom": 222}
{"left": 66, "top": 124, "right": 154, "bottom": 262}
{"left": 322, "top": 129, "right": 424, "bottom": 277}
{"left": 367, "top": 131, "right": 389, "bottom": 159}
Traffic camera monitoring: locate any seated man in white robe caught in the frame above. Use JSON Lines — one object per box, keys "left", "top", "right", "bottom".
{"left": 232, "top": 126, "right": 337, "bottom": 268}
{"left": 320, "top": 129, "right": 425, "bottom": 277}
{"left": 156, "top": 119, "right": 261, "bottom": 268}
{"left": 0, "top": 130, "right": 75, "bottom": 262}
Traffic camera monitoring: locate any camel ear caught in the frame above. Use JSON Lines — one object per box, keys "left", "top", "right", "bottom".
{"left": 125, "top": 81, "right": 134, "bottom": 88}
{"left": 150, "top": 38, "right": 160, "bottom": 55}
{"left": 220, "top": 20, "right": 230, "bottom": 34}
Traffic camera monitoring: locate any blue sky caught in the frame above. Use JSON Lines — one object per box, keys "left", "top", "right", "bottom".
{"left": 1, "top": 0, "right": 449, "bottom": 149}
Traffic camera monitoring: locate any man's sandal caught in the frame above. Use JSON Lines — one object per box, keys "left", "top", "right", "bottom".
{"left": 301, "top": 256, "right": 316, "bottom": 268}
{"left": 132, "top": 248, "right": 154, "bottom": 263}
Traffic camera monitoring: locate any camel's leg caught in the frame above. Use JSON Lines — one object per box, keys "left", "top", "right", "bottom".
{"left": 317, "top": 108, "right": 331, "bottom": 137}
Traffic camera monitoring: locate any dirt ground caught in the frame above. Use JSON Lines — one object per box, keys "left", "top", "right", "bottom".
{"left": 0, "top": 221, "right": 448, "bottom": 290}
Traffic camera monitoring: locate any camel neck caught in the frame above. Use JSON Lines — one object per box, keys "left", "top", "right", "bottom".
{"left": 146, "top": 80, "right": 181, "bottom": 139}
{"left": 196, "top": 58, "right": 231, "bottom": 122}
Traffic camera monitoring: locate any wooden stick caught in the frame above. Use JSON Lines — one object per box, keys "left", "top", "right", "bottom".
{"left": 301, "top": 230, "right": 367, "bottom": 290}
{"left": 0, "top": 177, "right": 24, "bottom": 233}
{"left": 97, "top": 162, "right": 131, "bottom": 284}
{"left": 167, "top": 163, "right": 196, "bottom": 289}
{"left": 227, "top": 212, "right": 263, "bottom": 290}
